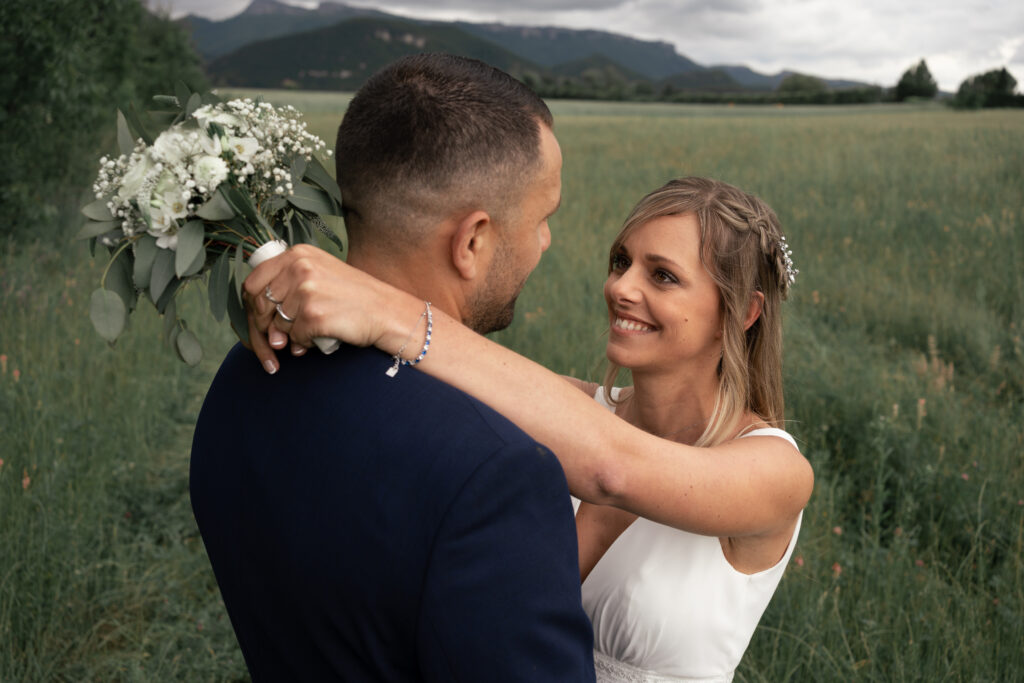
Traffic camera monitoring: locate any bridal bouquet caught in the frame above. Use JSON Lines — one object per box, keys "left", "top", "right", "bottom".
{"left": 80, "top": 85, "right": 343, "bottom": 364}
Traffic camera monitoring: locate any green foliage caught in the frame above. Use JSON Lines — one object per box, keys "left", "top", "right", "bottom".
{"left": 952, "top": 67, "right": 1023, "bottom": 109}
{"left": 895, "top": 59, "right": 938, "bottom": 101}
{"left": 0, "top": 0, "right": 206, "bottom": 241}
{"left": 777, "top": 73, "right": 828, "bottom": 95}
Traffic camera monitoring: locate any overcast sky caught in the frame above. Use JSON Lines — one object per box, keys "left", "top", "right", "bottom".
{"left": 157, "top": 0, "right": 1024, "bottom": 92}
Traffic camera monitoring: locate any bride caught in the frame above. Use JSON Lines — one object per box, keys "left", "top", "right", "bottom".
{"left": 245, "top": 177, "right": 813, "bottom": 682}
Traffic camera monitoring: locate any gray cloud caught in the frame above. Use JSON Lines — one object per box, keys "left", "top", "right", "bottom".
{"left": 159, "top": 0, "right": 1024, "bottom": 90}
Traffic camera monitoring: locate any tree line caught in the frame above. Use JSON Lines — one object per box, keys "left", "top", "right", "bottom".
{"left": 0, "top": 0, "right": 206, "bottom": 240}
{"left": 520, "top": 59, "right": 1021, "bottom": 108}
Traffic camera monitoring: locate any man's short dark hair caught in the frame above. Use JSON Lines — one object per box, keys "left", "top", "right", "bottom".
{"left": 335, "top": 53, "right": 553, "bottom": 247}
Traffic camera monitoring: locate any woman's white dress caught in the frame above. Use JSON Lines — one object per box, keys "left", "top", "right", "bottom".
{"left": 574, "top": 387, "right": 803, "bottom": 683}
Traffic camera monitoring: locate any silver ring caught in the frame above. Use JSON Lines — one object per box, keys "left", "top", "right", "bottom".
{"left": 265, "top": 285, "right": 282, "bottom": 304}
{"left": 275, "top": 303, "right": 295, "bottom": 323}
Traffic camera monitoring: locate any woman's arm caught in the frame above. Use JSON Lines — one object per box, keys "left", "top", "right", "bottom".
{"left": 244, "top": 246, "right": 814, "bottom": 538}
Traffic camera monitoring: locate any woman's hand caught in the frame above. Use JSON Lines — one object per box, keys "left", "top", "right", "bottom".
{"left": 243, "top": 244, "right": 399, "bottom": 373}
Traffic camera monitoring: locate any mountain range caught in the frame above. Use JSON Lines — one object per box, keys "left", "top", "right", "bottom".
{"left": 179, "top": 0, "right": 872, "bottom": 93}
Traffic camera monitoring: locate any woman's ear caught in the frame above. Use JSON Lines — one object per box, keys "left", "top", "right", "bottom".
{"left": 450, "top": 210, "right": 494, "bottom": 281}
{"left": 743, "top": 290, "right": 765, "bottom": 331}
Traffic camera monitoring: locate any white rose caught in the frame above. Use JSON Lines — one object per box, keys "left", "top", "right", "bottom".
{"left": 192, "top": 155, "right": 229, "bottom": 193}
{"left": 152, "top": 131, "right": 189, "bottom": 165}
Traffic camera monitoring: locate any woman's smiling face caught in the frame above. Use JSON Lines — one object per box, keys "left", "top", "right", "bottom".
{"left": 603, "top": 213, "right": 723, "bottom": 374}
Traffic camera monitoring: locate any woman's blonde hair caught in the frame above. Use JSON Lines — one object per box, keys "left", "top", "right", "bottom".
{"left": 602, "top": 177, "right": 793, "bottom": 447}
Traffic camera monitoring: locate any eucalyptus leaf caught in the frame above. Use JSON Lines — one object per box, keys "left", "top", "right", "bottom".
{"left": 196, "top": 189, "right": 235, "bottom": 221}
{"left": 288, "top": 184, "right": 333, "bottom": 216}
{"left": 186, "top": 92, "right": 202, "bottom": 118}
{"left": 132, "top": 236, "right": 158, "bottom": 290}
{"left": 152, "top": 94, "right": 180, "bottom": 108}
{"left": 223, "top": 185, "right": 258, "bottom": 222}
{"left": 77, "top": 219, "right": 121, "bottom": 240}
{"left": 174, "top": 81, "right": 191, "bottom": 111}
{"left": 226, "top": 284, "right": 250, "bottom": 346}
{"left": 81, "top": 198, "right": 113, "bottom": 221}
{"left": 150, "top": 247, "right": 176, "bottom": 302}
{"left": 207, "top": 250, "right": 232, "bottom": 322}
{"left": 175, "top": 328, "right": 203, "bottom": 366}
{"left": 90, "top": 289, "right": 126, "bottom": 343}
{"left": 290, "top": 156, "right": 308, "bottom": 183}
{"left": 183, "top": 242, "right": 206, "bottom": 277}
{"left": 116, "top": 110, "right": 134, "bottom": 156}
{"left": 232, "top": 241, "right": 252, "bottom": 300}
{"left": 304, "top": 156, "right": 343, "bottom": 208}
{"left": 106, "top": 248, "right": 137, "bottom": 312}
{"left": 126, "top": 102, "right": 153, "bottom": 145}
{"left": 175, "top": 220, "right": 206, "bottom": 277}
{"left": 163, "top": 299, "right": 178, "bottom": 341}
{"left": 155, "top": 277, "right": 182, "bottom": 314}
{"left": 168, "top": 323, "right": 182, "bottom": 352}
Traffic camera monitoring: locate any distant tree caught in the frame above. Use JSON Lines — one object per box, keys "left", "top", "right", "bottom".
{"left": 0, "top": 0, "right": 206, "bottom": 240}
{"left": 952, "top": 67, "right": 1022, "bottom": 109}
{"left": 777, "top": 73, "right": 828, "bottom": 95}
{"left": 895, "top": 59, "right": 938, "bottom": 101}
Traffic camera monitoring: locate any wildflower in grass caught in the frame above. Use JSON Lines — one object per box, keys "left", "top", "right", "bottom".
{"left": 831, "top": 562, "right": 842, "bottom": 578}
{"left": 0, "top": 458, "right": 4, "bottom": 469}
{"left": 794, "top": 555, "right": 804, "bottom": 567}
{"left": 894, "top": 527, "right": 903, "bottom": 537}
{"left": 22, "top": 468, "right": 30, "bottom": 490}
{"left": 832, "top": 526, "right": 842, "bottom": 535}
{"left": 961, "top": 473, "right": 970, "bottom": 481}
{"left": 0, "top": 354, "right": 6, "bottom": 373}
{"left": 12, "top": 369, "right": 20, "bottom": 382}
{"left": 916, "top": 397, "right": 926, "bottom": 429}
{"left": 915, "top": 559, "right": 925, "bottom": 567}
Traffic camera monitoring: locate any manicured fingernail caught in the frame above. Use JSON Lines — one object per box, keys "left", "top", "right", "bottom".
{"left": 270, "top": 337, "right": 287, "bottom": 349}
{"left": 292, "top": 345, "right": 307, "bottom": 356}
{"left": 264, "top": 360, "right": 278, "bottom": 375}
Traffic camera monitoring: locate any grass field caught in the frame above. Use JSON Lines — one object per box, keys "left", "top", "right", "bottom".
{"left": 2, "top": 92, "right": 1022, "bottom": 680}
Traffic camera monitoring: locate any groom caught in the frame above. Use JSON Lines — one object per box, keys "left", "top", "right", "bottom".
{"left": 190, "top": 55, "right": 595, "bottom": 680}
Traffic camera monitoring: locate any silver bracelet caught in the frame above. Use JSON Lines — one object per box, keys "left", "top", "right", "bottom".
{"left": 385, "top": 301, "right": 432, "bottom": 377}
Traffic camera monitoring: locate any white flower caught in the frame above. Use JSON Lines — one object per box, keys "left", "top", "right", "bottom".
{"left": 147, "top": 208, "right": 179, "bottom": 249}
{"left": 192, "top": 155, "right": 229, "bottom": 193}
{"left": 159, "top": 189, "right": 189, "bottom": 221}
{"left": 223, "top": 136, "right": 259, "bottom": 163}
{"left": 193, "top": 104, "right": 244, "bottom": 131}
{"left": 152, "top": 131, "right": 190, "bottom": 165}
{"left": 117, "top": 154, "right": 154, "bottom": 201}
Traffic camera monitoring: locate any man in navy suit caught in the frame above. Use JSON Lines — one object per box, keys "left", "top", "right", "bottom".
{"left": 190, "top": 54, "right": 595, "bottom": 681}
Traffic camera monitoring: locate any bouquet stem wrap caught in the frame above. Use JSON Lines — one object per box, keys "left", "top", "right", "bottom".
{"left": 248, "top": 240, "right": 339, "bottom": 354}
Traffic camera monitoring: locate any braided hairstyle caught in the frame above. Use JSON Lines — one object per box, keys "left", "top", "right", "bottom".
{"left": 602, "top": 177, "right": 795, "bottom": 447}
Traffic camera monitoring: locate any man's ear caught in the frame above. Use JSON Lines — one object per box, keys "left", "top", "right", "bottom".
{"left": 450, "top": 210, "right": 494, "bottom": 281}
{"left": 743, "top": 290, "right": 765, "bottom": 331}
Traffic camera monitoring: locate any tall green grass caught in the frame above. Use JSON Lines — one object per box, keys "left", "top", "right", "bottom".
{"left": 2, "top": 94, "right": 1021, "bottom": 680}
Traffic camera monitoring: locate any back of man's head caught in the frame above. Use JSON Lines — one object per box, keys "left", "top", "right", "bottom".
{"left": 336, "top": 53, "right": 553, "bottom": 252}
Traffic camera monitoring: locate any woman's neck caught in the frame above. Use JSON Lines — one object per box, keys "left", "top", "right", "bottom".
{"left": 619, "top": 364, "right": 721, "bottom": 445}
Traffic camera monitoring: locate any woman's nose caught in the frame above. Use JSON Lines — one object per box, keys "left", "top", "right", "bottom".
{"left": 606, "top": 267, "right": 642, "bottom": 304}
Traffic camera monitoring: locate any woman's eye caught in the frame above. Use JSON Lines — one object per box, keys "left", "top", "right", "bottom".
{"left": 610, "top": 253, "right": 630, "bottom": 271}
{"left": 654, "top": 269, "right": 678, "bottom": 284}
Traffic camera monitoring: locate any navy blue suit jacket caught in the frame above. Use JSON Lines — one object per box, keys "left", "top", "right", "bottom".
{"left": 190, "top": 343, "right": 595, "bottom": 681}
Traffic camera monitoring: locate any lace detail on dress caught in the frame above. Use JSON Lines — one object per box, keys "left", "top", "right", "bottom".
{"left": 594, "top": 651, "right": 734, "bottom": 683}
